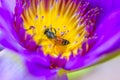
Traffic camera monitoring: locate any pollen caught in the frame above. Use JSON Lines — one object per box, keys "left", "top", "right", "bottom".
{"left": 21, "top": 0, "right": 100, "bottom": 59}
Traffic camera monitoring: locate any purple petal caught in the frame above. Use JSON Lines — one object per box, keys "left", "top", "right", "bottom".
{"left": 23, "top": 49, "right": 58, "bottom": 77}
{"left": 87, "top": 0, "right": 120, "bottom": 12}
{"left": 26, "top": 59, "right": 58, "bottom": 77}
{"left": 0, "top": 44, "right": 4, "bottom": 51}
{"left": 0, "top": 7, "right": 24, "bottom": 52}
{"left": 0, "top": 8, "right": 18, "bottom": 38}
{"left": 89, "top": 11, "right": 120, "bottom": 55}
{"left": 48, "top": 55, "right": 67, "bottom": 68}
{"left": 0, "top": 29, "right": 24, "bottom": 53}
{"left": 64, "top": 11, "right": 120, "bottom": 70}
{"left": 87, "top": 0, "right": 120, "bottom": 26}
{"left": 0, "top": 49, "right": 47, "bottom": 80}
{"left": 0, "top": 0, "right": 16, "bottom": 13}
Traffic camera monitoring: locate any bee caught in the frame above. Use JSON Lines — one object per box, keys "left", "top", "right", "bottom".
{"left": 44, "top": 28, "right": 70, "bottom": 46}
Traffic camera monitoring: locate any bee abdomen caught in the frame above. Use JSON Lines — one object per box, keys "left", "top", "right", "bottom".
{"left": 62, "top": 39, "right": 70, "bottom": 45}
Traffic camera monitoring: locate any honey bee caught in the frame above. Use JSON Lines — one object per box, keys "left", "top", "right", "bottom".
{"left": 44, "top": 28, "right": 70, "bottom": 45}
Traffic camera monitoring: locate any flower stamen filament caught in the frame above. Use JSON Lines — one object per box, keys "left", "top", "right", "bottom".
{"left": 20, "top": 0, "right": 100, "bottom": 59}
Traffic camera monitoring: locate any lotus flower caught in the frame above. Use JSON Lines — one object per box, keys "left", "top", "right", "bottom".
{"left": 0, "top": 0, "right": 120, "bottom": 80}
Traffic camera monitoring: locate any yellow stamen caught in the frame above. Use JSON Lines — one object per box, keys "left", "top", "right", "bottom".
{"left": 21, "top": 0, "right": 100, "bottom": 59}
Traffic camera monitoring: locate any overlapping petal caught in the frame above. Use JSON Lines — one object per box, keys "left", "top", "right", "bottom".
{"left": 64, "top": 0, "right": 120, "bottom": 70}
{"left": 23, "top": 50, "right": 56, "bottom": 77}
{"left": 0, "top": 10, "right": 24, "bottom": 53}
{"left": 90, "top": 11, "right": 120, "bottom": 55}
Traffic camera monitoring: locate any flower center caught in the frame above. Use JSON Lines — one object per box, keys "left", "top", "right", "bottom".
{"left": 20, "top": 0, "right": 100, "bottom": 59}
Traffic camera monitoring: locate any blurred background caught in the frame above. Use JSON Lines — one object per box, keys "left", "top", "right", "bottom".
{"left": 68, "top": 51, "right": 120, "bottom": 80}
